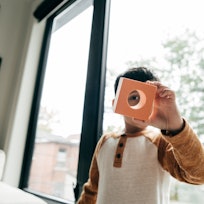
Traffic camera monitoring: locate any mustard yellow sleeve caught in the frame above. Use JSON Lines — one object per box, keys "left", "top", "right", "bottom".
{"left": 158, "top": 120, "right": 204, "bottom": 184}
{"left": 77, "top": 135, "right": 108, "bottom": 204}
{"left": 77, "top": 156, "right": 98, "bottom": 204}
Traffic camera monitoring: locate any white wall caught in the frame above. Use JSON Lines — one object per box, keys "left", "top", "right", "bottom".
{"left": 0, "top": 0, "right": 45, "bottom": 186}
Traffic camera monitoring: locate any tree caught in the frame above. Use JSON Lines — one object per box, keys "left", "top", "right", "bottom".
{"left": 37, "top": 106, "right": 60, "bottom": 133}
{"left": 162, "top": 29, "right": 204, "bottom": 137}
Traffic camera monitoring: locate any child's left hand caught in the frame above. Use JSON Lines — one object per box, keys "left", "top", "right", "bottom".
{"left": 145, "top": 81, "right": 183, "bottom": 131}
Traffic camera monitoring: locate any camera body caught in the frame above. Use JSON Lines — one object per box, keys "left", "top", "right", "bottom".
{"left": 113, "top": 77, "right": 157, "bottom": 121}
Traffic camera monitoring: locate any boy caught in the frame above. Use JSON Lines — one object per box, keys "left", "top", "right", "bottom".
{"left": 77, "top": 67, "right": 204, "bottom": 204}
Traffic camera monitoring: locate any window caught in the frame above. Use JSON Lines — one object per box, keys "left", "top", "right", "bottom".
{"left": 21, "top": 0, "right": 110, "bottom": 202}
{"left": 27, "top": 4, "right": 93, "bottom": 202}
{"left": 104, "top": 0, "right": 204, "bottom": 203}
{"left": 56, "top": 148, "right": 67, "bottom": 168}
{"left": 22, "top": 0, "right": 204, "bottom": 203}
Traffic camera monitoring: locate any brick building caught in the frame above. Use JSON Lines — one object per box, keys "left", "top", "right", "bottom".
{"left": 29, "top": 131, "right": 80, "bottom": 201}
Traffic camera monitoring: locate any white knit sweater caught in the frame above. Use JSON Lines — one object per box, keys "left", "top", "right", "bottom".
{"left": 97, "top": 135, "right": 171, "bottom": 204}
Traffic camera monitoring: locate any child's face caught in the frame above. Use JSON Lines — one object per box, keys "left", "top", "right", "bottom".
{"left": 123, "top": 115, "right": 148, "bottom": 132}
{"left": 112, "top": 91, "right": 148, "bottom": 132}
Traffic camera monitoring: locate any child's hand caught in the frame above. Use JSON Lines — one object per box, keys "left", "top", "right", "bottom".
{"left": 146, "top": 81, "right": 183, "bottom": 131}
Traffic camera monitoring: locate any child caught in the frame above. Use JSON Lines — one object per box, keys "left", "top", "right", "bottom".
{"left": 77, "top": 67, "right": 204, "bottom": 204}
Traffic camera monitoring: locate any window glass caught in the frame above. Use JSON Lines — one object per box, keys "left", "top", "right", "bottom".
{"left": 104, "top": 0, "right": 204, "bottom": 203}
{"left": 28, "top": 6, "right": 93, "bottom": 202}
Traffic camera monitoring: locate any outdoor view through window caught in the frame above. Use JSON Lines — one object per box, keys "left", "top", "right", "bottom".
{"left": 28, "top": 0, "right": 204, "bottom": 203}
{"left": 103, "top": 0, "right": 204, "bottom": 204}
{"left": 28, "top": 6, "right": 93, "bottom": 202}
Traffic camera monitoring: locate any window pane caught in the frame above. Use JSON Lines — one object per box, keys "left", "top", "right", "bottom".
{"left": 28, "top": 6, "right": 93, "bottom": 202}
{"left": 104, "top": 0, "right": 204, "bottom": 203}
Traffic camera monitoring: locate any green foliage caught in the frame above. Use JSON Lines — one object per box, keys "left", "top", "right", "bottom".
{"left": 38, "top": 106, "right": 60, "bottom": 133}
{"left": 162, "top": 30, "right": 204, "bottom": 137}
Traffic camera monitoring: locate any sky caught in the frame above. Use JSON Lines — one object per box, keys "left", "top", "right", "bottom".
{"left": 107, "top": 0, "right": 204, "bottom": 71}
{"left": 40, "top": 7, "right": 93, "bottom": 136}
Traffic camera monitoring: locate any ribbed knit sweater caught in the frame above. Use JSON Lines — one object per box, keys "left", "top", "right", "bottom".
{"left": 77, "top": 120, "right": 204, "bottom": 204}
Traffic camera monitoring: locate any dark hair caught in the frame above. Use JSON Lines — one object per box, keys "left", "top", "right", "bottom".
{"left": 114, "top": 67, "right": 159, "bottom": 94}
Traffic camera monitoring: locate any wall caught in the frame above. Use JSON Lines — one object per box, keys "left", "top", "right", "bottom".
{"left": 0, "top": 0, "right": 45, "bottom": 186}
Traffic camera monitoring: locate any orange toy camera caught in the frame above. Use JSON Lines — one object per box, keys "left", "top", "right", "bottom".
{"left": 113, "top": 77, "right": 157, "bottom": 121}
